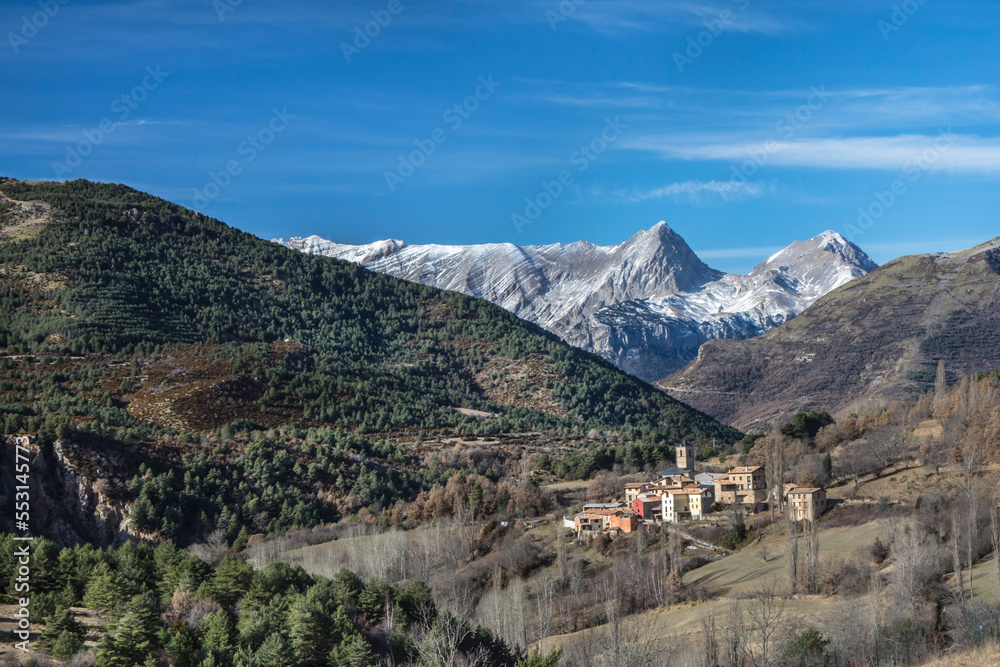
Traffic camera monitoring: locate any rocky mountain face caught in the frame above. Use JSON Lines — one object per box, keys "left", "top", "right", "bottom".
{"left": 277, "top": 224, "right": 877, "bottom": 381}
{"left": 1, "top": 436, "right": 132, "bottom": 546}
{"left": 660, "top": 237, "right": 1000, "bottom": 430}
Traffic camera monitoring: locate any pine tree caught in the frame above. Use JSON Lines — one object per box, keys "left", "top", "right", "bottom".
{"left": 331, "top": 568, "right": 363, "bottom": 606}
{"left": 358, "top": 578, "right": 392, "bottom": 622}
{"left": 256, "top": 632, "right": 291, "bottom": 667}
{"left": 51, "top": 629, "right": 85, "bottom": 661}
{"left": 131, "top": 494, "right": 157, "bottom": 533}
{"left": 32, "top": 538, "right": 61, "bottom": 593}
{"left": 331, "top": 634, "right": 375, "bottom": 667}
{"left": 516, "top": 648, "right": 563, "bottom": 667}
{"left": 83, "top": 562, "right": 121, "bottom": 611}
{"left": 100, "top": 595, "right": 159, "bottom": 666}
{"left": 211, "top": 557, "right": 252, "bottom": 608}
{"left": 40, "top": 606, "right": 86, "bottom": 652}
{"left": 200, "top": 610, "right": 236, "bottom": 663}
{"left": 288, "top": 595, "right": 332, "bottom": 665}
{"left": 96, "top": 625, "right": 130, "bottom": 667}
{"left": 57, "top": 547, "right": 79, "bottom": 596}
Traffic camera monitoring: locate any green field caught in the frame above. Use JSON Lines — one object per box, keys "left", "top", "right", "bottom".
{"left": 949, "top": 556, "right": 1000, "bottom": 602}
{"left": 683, "top": 520, "right": 885, "bottom": 596}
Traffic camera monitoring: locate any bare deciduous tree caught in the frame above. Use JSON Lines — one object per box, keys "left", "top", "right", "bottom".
{"left": 891, "top": 520, "right": 926, "bottom": 616}
{"left": 785, "top": 513, "right": 798, "bottom": 595}
{"left": 952, "top": 509, "right": 965, "bottom": 604}
{"left": 919, "top": 435, "right": 949, "bottom": 475}
{"left": 556, "top": 529, "right": 569, "bottom": 591}
{"left": 744, "top": 581, "right": 787, "bottom": 667}
{"left": 991, "top": 500, "right": 1000, "bottom": 597}
{"left": 764, "top": 434, "right": 787, "bottom": 520}
{"left": 669, "top": 524, "right": 683, "bottom": 576}
{"left": 802, "top": 520, "right": 819, "bottom": 595}
{"left": 476, "top": 571, "right": 528, "bottom": 653}
{"left": 869, "top": 569, "right": 884, "bottom": 666}
{"left": 955, "top": 401, "right": 986, "bottom": 600}
{"left": 837, "top": 440, "right": 877, "bottom": 491}
{"left": 722, "top": 600, "right": 746, "bottom": 667}
{"left": 864, "top": 426, "right": 908, "bottom": 474}
{"left": 415, "top": 611, "right": 474, "bottom": 667}
{"left": 701, "top": 615, "right": 720, "bottom": 667}
{"left": 935, "top": 359, "right": 948, "bottom": 402}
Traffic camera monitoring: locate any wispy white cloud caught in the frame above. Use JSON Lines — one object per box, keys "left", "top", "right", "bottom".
{"left": 613, "top": 180, "right": 767, "bottom": 202}
{"left": 560, "top": 0, "right": 799, "bottom": 36}
{"left": 525, "top": 82, "right": 1000, "bottom": 129}
{"left": 628, "top": 133, "right": 1000, "bottom": 172}
{"left": 0, "top": 120, "right": 183, "bottom": 144}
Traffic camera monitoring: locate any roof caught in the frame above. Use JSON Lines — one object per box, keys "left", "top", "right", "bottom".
{"left": 665, "top": 487, "right": 706, "bottom": 496}
{"left": 695, "top": 472, "right": 724, "bottom": 484}
{"left": 576, "top": 509, "right": 625, "bottom": 518}
{"left": 653, "top": 474, "right": 694, "bottom": 485}
{"left": 584, "top": 502, "right": 626, "bottom": 509}
{"left": 714, "top": 475, "right": 733, "bottom": 484}
{"left": 625, "top": 482, "right": 651, "bottom": 489}
{"left": 729, "top": 466, "right": 762, "bottom": 473}
{"left": 658, "top": 467, "right": 688, "bottom": 477}
{"left": 789, "top": 487, "right": 824, "bottom": 495}
{"left": 636, "top": 495, "right": 661, "bottom": 503}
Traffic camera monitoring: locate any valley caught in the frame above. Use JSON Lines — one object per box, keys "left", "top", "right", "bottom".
{"left": 0, "top": 179, "right": 997, "bottom": 667}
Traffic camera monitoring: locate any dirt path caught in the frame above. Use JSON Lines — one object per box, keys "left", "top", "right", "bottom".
{"left": 0, "top": 194, "right": 52, "bottom": 240}
{"left": 0, "top": 603, "right": 105, "bottom": 664}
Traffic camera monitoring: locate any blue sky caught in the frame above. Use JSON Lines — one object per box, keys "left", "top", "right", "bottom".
{"left": 2, "top": 0, "right": 998, "bottom": 273}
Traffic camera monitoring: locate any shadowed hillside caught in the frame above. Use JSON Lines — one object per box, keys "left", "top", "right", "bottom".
{"left": 660, "top": 239, "right": 1000, "bottom": 430}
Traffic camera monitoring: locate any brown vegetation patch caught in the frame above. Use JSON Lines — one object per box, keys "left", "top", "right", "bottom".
{"left": 129, "top": 375, "right": 270, "bottom": 431}
{"left": 473, "top": 356, "right": 569, "bottom": 418}
{"left": 123, "top": 343, "right": 303, "bottom": 431}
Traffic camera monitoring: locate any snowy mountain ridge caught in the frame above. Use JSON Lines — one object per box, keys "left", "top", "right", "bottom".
{"left": 275, "top": 223, "right": 877, "bottom": 381}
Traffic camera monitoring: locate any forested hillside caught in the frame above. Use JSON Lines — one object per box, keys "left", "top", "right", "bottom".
{"left": 0, "top": 178, "right": 739, "bottom": 548}
{"left": 0, "top": 178, "right": 736, "bottom": 443}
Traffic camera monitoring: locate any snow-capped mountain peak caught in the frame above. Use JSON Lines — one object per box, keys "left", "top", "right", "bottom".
{"left": 275, "top": 235, "right": 407, "bottom": 265}
{"left": 752, "top": 231, "right": 879, "bottom": 299}
{"left": 274, "top": 225, "right": 877, "bottom": 381}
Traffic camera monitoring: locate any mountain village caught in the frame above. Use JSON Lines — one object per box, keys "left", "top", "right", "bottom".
{"left": 569, "top": 443, "right": 828, "bottom": 539}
